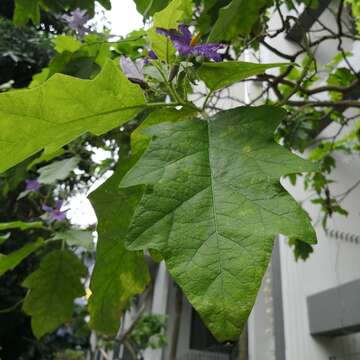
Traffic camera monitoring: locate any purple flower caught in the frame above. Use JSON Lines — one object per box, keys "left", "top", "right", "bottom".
{"left": 156, "top": 24, "right": 223, "bottom": 62}
{"left": 148, "top": 50, "right": 158, "bottom": 60}
{"left": 62, "top": 8, "right": 90, "bottom": 36}
{"left": 42, "top": 200, "right": 66, "bottom": 223}
{"left": 120, "top": 56, "right": 148, "bottom": 88}
{"left": 25, "top": 179, "right": 40, "bottom": 192}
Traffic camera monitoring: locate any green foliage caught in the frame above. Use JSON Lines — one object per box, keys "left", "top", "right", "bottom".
{"left": 198, "top": 61, "right": 284, "bottom": 91}
{"left": 208, "top": 0, "right": 271, "bottom": 42}
{"left": 0, "top": 60, "right": 145, "bottom": 174}
{"left": 130, "top": 314, "right": 167, "bottom": 350}
{"left": 121, "top": 106, "right": 316, "bottom": 341}
{"left": 13, "top": 0, "right": 111, "bottom": 25}
{"left": 288, "top": 238, "right": 314, "bottom": 261}
{"left": 0, "top": 18, "right": 52, "bottom": 88}
{"left": 22, "top": 250, "right": 87, "bottom": 338}
{"left": 0, "top": 239, "right": 43, "bottom": 276}
{"left": 88, "top": 150, "right": 150, "bottom": 336}
{"left": 134, "top": 0, "right": 170, "bottom": 17}
{"left": 0, "top": 221, "right": 44, "bottom": 231}
{"left": 52, "top": 230, "right": 94, "bottom": 250}
{"left": 37, "top": 157, "right": 80, "bottom": 184}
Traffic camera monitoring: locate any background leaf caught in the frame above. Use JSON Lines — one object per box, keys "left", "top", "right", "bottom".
{"left": 38, "top": 157, "right": 80, "bottom": 184}
{"left": 0, "top": 60, "right": 145, "bottom": 174}
{"left": 52, "top": 229, "right": 94, "bottom": 250}
{"left": 121, "top": 106, "right": 317, "bottom": 341}
{"left": 198, "top": 61, "right": 285, "bottom": 91}
{"left": 208, "top": 0, "right": 270, "bottom": 42}
{"left": 88, "top": 150, "right": 150, "bottom": 336}
{"left": 22, "top": 250, "right": 87, "bottom": 338}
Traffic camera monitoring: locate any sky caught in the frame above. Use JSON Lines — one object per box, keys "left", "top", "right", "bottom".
{"left": 99, "top": 0, "right": 144, "bottom": 36}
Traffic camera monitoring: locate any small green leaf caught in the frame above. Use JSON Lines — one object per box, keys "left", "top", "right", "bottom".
{"left": 52, "top": 229, "right": 94, "bottom": 250}
{"left": 38, "top": 157, "right": 80, "bottom": 184}
{"left": 0, "top": 239, "right": 44, "bottom": 277}
{"left": 0, "top": 60, "right": 145, "bottom": 174}
{"left": 148, "top": 0, "right": 192, "bottom": 60}
{"left": 198, "top": 61, "right": 285, "bottom": 91}
{"left": 53, "top": 35, "right": 82, "bottom": 53}
{"left": 88, "top": 152, "right": 150, "bottom": 336}
{"left": 121, "top": 106, "right": 317, "bottom": 341}
{"left": 0, "top": 221, "right": 44, "bottom": 231}
{"left": 23, "top": 250, "right": 87, "bottom": 338}
{"left": 208, "top": 0, "right": 269, "bottom": 42}
{"left": 13, "top": 0, "right": 40, "bottom": 25}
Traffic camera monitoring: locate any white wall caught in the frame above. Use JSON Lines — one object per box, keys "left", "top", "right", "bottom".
{"left": 255, "top": 2, "right": 360, "bottom": 359}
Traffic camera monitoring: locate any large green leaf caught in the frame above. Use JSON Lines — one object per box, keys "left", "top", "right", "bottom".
{"left": 148, "top": 0, "right": 192, "bottom": 60}
{"left": 88, "top": 152, "right": 150, "bottom": 336}
{"left": 0, "top": 60, "right": 145, "bottom": 174}
{"left": 198, "top": 61, "right": 285, "bottom": 91}
{"left": 0, "top": 239, "right": 44, "bottom": 277}
{"left": 208, "top": 0, "right": 270, "bottom": 42}
{"left": 120, "top": 106, "right": 317, "bottom": 341}
{"left": 23, "top": 250, "right": 87, "bottom": 338}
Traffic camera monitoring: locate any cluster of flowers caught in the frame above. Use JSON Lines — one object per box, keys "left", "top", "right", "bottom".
{"left": 120, "top": 23, "right": 224, "bottom": 86}
{"left": 25, "top": 180, "right": 66, "bottom": 223}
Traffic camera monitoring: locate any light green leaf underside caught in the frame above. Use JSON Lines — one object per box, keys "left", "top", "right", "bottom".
{"left": 208, "top": 0, "right": 269, "bottom": 42}
{"left": 22, "top": 250, "right": 87, "bottom": 338}
{"left": 52, "top": 229, "right": 94, "bottom": 250}
{"left": 0, "top": 239, "right": 44, "bottom": 277}
{"left": 198, "top": 61, "right": 285, "bottom": 91}
{"left": 38, "top": 156, "right": 80, "bottom": 184}
{"left": 148, "top": 0, "right": 192, "bottom": 60}
{"left": 0, "top": 60, "right": 145, "bottom": 174}
{"left": 121, "top": 106, "right": 317, "bottom": 341}
{"left": 88, "top": 153, "right": 150, "bottom": 336}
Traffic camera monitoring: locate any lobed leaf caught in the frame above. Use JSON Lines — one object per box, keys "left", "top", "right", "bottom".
{"left": 0, "top": 60, "right": 145, "bottom": 174}
{"left": 22, "top": 250, "right": 87, "bottom": 338}
{"left": 120, "top": 106, "right": 317, "bottom": 341}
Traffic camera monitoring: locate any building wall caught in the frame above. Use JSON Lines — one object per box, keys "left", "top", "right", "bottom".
{"left": 251, "top": 1, "right": 360, "bottom": 359}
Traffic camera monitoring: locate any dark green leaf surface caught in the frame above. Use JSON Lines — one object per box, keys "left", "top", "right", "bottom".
{"left": 0, "top": 60, "right": 145, "bottom": 174}
{"left": 88, "top": 153, "right": 150, "bottom": 336}
{"left": 0, "top": 239, "right": 44, "bottom": 276}
{"left": 121, "top": 106, "right": 317, "bottom": 341}
{"left": 198, "top": 61, "right": 285, "bottom": 91}
{"left": 22, "top": 250, "right": 87, "bottom": 338}
{"left": 208, "top": 0, "right": 270, "bottom": 42}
